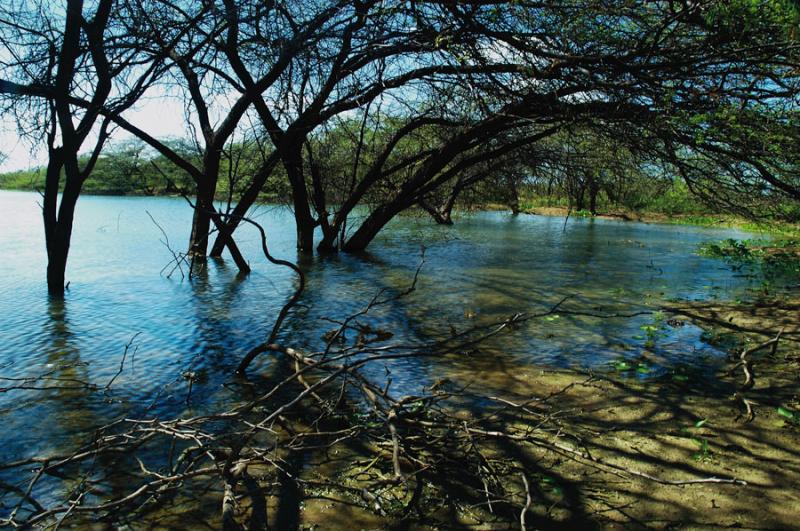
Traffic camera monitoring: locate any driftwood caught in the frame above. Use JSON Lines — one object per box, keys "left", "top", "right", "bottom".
{"left": 729, "top": 328, "right": 784, "bottom": 422}
{"left": 0, "top": 219, "right": 749, "bottom": 529}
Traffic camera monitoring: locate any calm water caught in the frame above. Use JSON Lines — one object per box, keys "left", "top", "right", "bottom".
{"left": 0, "top": 190, "right": 762, "bottom": 465}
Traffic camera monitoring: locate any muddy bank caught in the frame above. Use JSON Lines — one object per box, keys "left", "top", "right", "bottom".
{"left": 291, "top": 297, "right": 800, "bottom": 529}
{"left": 35, "top": 296, "right": 799, "bottom": 530}
{"left": 667, "top": 295, "right": 800, "bottom": 340}
{"left": 515, "top": 205, "right": 800, "bottom": 236}
{"left": 290, "top": 369, "right": 799, "bottom": 528}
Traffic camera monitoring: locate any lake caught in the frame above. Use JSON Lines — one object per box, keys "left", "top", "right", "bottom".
{"left": 0, "top": 190, "right": 762, "bottom": 466}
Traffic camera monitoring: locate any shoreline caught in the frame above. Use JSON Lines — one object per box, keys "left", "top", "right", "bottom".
{"left": 492, "top": 203, "right": 800, "bottom": 236}
{"left": 1, "top": 187, "right": 797, "bottom": 236}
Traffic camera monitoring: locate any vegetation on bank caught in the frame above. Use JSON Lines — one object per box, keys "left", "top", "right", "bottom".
{"left": 0, "top": 0, "right": 799, "bottom": 526}
{"left": 0, "top": 139, "right": 286, "bottom": 202}
{"left": 514, "top": 203, "right": 800, "bottom": 237}
{"left": 3, "top": 144, "right": 799, "bottom": 238}
{"left": 698, "top": 238, "right": 800, "bottom": 282}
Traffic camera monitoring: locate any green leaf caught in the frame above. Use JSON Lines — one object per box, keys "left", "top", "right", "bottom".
{"left": 777, "top": 406, "right": 795, "bottom": 420}
{"left": 694, "top": 418, "right": 708, "bottom": 428}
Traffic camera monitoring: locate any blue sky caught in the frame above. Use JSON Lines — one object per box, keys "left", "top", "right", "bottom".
{"left": 0, "top": 93, "right": 192, "bottom": 172}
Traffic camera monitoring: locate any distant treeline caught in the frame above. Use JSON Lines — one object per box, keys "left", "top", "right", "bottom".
{"left": 0, "top": 138, "right": 287, "bottom": 201}
{"left": 3, "top": 127, "right": 799, "bottom": 226}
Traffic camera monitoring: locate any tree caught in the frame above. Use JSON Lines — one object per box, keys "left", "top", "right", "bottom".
{"left": 266, "top": 0, "right": 800, "bottom": 252}
{"left": 4, "top": 0, "right": 799, "bottom": 285}
{"left": 0, "top": 0, "right": 168, "bottom": 295}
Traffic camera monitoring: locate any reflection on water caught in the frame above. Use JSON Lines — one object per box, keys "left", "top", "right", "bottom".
{"left": 0, "top": 190, "right": 763, "bottom": 461}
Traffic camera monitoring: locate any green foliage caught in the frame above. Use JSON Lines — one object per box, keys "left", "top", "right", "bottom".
{"left": 676, "top": 417, "right": 715, "bottom": 462}
{"left": 777, "top": 406, "right": 797, "bottom": 422}
{"left": 609, "top": 358, "right": 653, "bottom": 375}
{"left": 699, "top": 239, "right": 753, "bottom": 261}
{"left": 0, "top": 168, "right": 44, "bottom": 190}
{"left": 699, "top": 238, "right": 800, "bottom": 281}
{"left": 628, "top": 312, "right": 667, "bottom": 349}
{"left": 705, "top": 0, "right": 800, "bottom": 39}
{"left": 0, "top": 138, "right": 286, "bottom": 201}
{"left": 639, "top": 181, "right": 706, "bottom": 215}
{"left": 692, "top": 436, "right": 713, "bottom": 462}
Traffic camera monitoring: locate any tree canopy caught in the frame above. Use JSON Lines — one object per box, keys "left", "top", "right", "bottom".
{"left": 1, "top": 0, "right": 800, "bottom": 291}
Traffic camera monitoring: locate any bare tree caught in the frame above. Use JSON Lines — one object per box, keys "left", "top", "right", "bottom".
{"left": 216, "top": 0, "right": 800, "bottom": 254}
{"left": 0, "top": 0, "right": 169, "bottom": 295}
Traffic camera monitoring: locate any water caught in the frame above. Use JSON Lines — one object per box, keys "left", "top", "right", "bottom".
{"left": 0, "top": 190, "right": 762, "bottom": 465}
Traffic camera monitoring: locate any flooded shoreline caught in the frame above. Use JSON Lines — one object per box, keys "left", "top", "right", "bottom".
{"left": 1, "top": 190, "right": 797, "bottom": 528}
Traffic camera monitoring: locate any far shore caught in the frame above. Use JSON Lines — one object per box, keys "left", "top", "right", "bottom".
{"left": 1, "top": 186, "right": 798, "bottom": 236}
{"left": 478, "top": 203, "right": 800, "bottom": 236}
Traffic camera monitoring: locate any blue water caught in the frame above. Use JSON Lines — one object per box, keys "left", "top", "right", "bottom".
{"left": 0, "top": 190, "right": 763, "bottom": 464}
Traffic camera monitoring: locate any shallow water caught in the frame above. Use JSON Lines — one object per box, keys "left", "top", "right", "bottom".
{"left": 0, "top": 190, "right": 762, "bottom": 466}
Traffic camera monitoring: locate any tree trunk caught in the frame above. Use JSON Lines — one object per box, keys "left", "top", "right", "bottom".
{"left": 419, "top": 199, "right": 454, "bottom": 225}
{"left": 296, "top": 213, "right": 315, "bottom": 253}
{"left": 44, "top": 185, "right": 80, "bottom": 297}
{"left": 437, "top": 207, "right": 453, "bottom": 225}
{"left": 209, "top": 213, "right": 251, "bottom": 274}
{"left": 41, "top": 148, "right": 77, "bottom": 297}
{"left": 508, "top": 178, "right": 520, "bottom": 215}
{"left": 209, "top": 227, "right": 230, "bottom": 257}
{"left": 574, "top": 184, "right": 586, "bottom": 211}
{"left": 342, "top": 203, "right": 401, "bottom": 252}
{"left": 189, "top": 194, "right": 213, "bottom": 262}
{"left": 209, "top": 153, "right": 279, "bottom": 257}
{"left": 284, "top": 148, "right": 316, "bottom": 253}
{"left": 589, "top": 181, "right": 599, "bottom": 215}
{"left": 189, "top": 155, "right": 221, "bottom": 263}
{"left": 46, "top": 231, "right": 69, "bottom": 296}
{"left": 317, "top": 225, "right": 339, "bottom": 254}
{"left": 588, "top": 173, "right": 600, "bottom": 215}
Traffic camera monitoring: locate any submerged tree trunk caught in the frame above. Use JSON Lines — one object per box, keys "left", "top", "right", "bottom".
{"left": 343, "top": 202, "right": 405, "bottom": 252}
{"left": 295, "top": 213, "right": 315, "bottom": 253}
{"left": 188, "top": 153, "right": 253, "bottom": 273}
{"left": 43, "top": 153, "right": 84, "bottom": 297}
{"left": 45, "top": 224, "right": 72, "bottom": 296}
{"left": 42, "top": 149, "right": 67, "bottom": 296}
{"left": 44, "top": 215, "right": 72, "bottom": 297}
{"left": 189, "top": 183, "right": 251, "bottom": 273}
{"left": 209, "top": 152, "right": 279, "bottom": 258}
{"left": 317, "top": 225, "right": 339, "bottom": 254}
{"left": 284, "top": 148, "right": 316, "bottom": 253}
{"left": 189, "top": 184, "right": 215, "bottom": 263}
{"left": 419, "top": 199, "right": 454, "bottom": 225}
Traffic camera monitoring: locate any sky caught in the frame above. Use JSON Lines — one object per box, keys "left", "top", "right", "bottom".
{"left": 0, "top": 81, "right": 289, "bottom": 172}
{"left": 0, "top": 95, "right": 191, "bottom": 172}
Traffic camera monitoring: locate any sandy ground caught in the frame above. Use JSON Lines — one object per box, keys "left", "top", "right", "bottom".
{"left": 144, "top": 296, "right": 800, "bottom": 530}
{"left": 294, "top": 296, "right": 800, "bottom": 530}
